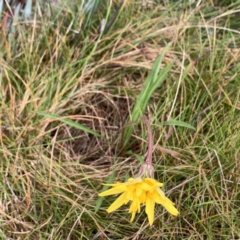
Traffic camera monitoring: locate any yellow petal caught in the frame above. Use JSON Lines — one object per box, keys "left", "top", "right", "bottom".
{"left": 141, "top": 182, "right": 152, "bottom": 191}
{"left": 145, "top": 194, "right": 155, "bottom": 226}
{"left": 128, "top": 178, "right": 135, "bottom": 182}
{"left": 145, "top": 178, "right": 163, "bottom": 187}
{"left": 103, "top": 179, "right": 138, "bottom": 187}
{"left": 139, "top": 191, "right": 147, "bottom": 203}
{"left": 157, "top": 188, "right": 167, "bottom": 198}
{"left": 129, "top": 197, "right": 140, "bottom": 213}
{"left": 136, "top": 185, "right": 142, "bottom": 197}
{"left": 107, "top": 192, "right": 128, "bottom": 213}
{"left": 130, "top": 211, "right": 136, "bottom": 222}
{"left": 163, "top": 202, "right": 179, "bottom": 216}
{"left": 99, "top": 185, "right": 127, "bottom": 196}
{"left": 126, "top": 189, "right": 133, "bottom": 201}
{"left": 153, "top": 191, "right": 179, "bottom": 216}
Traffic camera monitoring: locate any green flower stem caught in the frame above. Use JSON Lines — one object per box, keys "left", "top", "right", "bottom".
{"left": 143, "top": 115, "right": 153, "bottom": 166}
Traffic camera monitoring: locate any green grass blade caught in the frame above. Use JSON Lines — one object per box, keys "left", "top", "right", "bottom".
{"left": 123, "top": 44, "right": 173, "bottom": 148}
{"left": 36, "top": 111, "right": 102, "bottom": 138}
{"left": 162, "top": 120, "right": 195, "bottom": 130}
{"left": 83, "top": 0, "right": 102, "bottom": 27}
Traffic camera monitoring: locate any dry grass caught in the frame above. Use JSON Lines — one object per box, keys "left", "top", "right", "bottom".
{"left": 0, "top": 0, "right": 240, "bottom": 239}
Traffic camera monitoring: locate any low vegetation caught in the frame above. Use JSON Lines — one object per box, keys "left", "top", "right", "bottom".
{"left": 0, "top": 0, "right": 239, "bottom": 239}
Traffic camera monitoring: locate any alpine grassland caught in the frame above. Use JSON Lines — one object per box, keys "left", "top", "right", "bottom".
{"left": 0, "top": 0, "right": 240, "bottom": 239}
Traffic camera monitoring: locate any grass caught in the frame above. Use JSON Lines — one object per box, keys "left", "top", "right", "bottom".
{"left": 0, "top": 0, "right": 240, "bottom": 239}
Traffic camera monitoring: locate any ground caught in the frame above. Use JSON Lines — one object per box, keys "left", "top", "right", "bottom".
{"left": 0, "top": 0, "right": 240, "bottom": 239}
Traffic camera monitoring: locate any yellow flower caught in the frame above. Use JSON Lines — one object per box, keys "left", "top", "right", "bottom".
{"left": 99, "top": 177, "right": 179, "bottom": 226}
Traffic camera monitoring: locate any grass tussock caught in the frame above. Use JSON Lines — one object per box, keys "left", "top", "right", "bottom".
{"left": 0, "top": 0, "right": 240, "bottom": 239}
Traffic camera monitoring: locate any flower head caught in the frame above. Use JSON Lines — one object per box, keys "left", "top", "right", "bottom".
{"left": 99, "top": 177, "right": 179, "bottom": 226}
{"left": 99, "top": 116, "right": 179, "bottom": 225}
